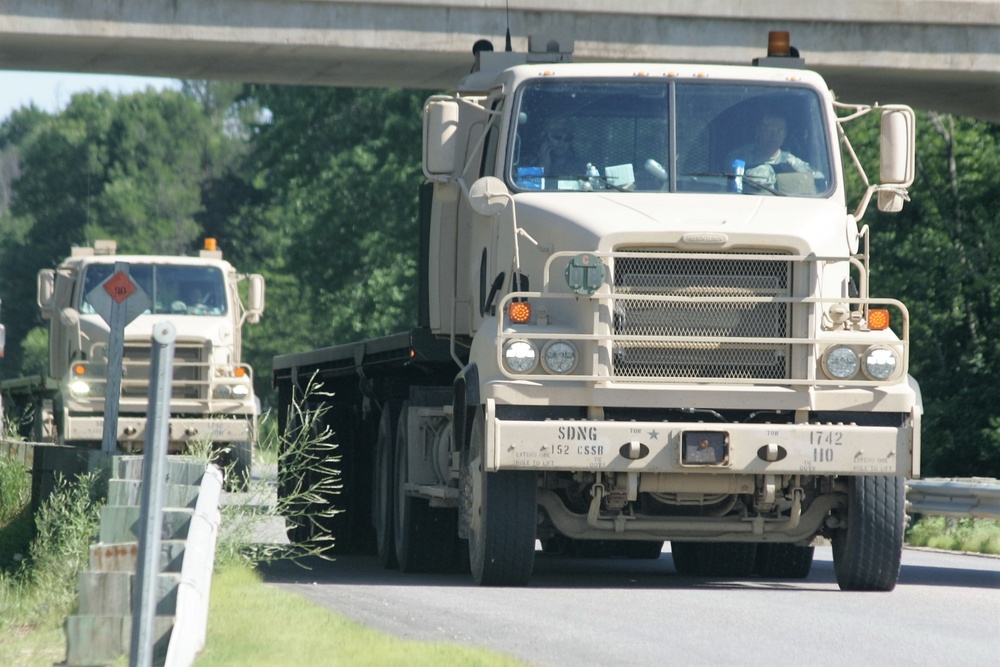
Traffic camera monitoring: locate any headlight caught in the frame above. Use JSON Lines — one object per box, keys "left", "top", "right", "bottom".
{"left": 862, "top": 345, "right": 899, "bottom": 380}
{"left": 503, "top": 340, "right": 538, "bottom": 373}
{"left": 69, "top": 380, "right": 91, "bottom": 398}
{"left": 541, "top": 341, "right": 578, "bottom": 374}
{"left": 232, "top": 384, "right": 251, "bottom": 399}
{"left": 822, "top": 346, "right": 859, "bottom": 379}
{"left": 215, "top": 385, "right": 233, "bottom": 399}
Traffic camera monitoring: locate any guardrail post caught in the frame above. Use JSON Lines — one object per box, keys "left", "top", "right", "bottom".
{"left": 130, "top": 322, "right": 176, "bottom": 667}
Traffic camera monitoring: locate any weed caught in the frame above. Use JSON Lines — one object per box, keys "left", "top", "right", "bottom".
{"left": 1, "top": 470, "right": 104, "bottom": 630}
{"left": 214, "top": 379, "right": 339, "bottom": 571}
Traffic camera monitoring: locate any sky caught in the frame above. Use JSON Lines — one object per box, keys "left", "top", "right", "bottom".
{"left": 0, "top": 70, "right": 180, "bottom": 121}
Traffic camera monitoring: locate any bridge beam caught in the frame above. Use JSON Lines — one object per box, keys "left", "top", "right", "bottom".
{"left": 0, "top": 1, "right": 997, "bottom": 122}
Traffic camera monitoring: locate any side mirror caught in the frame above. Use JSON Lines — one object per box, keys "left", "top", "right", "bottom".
{"left": 880, "top": 107, "right": 915, "bottom": 185}
{"left": 246, "top": 274, "right": 265, "bottom": 324}
{"left": 423, "top": 98, "right": 460, "bottom": 176}
{"left": 37, "top": 269, "right": 55, "bottom": 318}
{"left": 468, "top": 177, "right": 511, "bottom": 217}
{"left": 877, "top": 107, "right": 915, "bottom": 213}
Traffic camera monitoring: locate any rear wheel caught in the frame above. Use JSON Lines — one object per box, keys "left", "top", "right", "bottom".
{"left": 753, "top": 543, "right": 815, "bottom": 579}
{"left": 373, "top": 401, "right": 401, "bottom": 569}
{"left": 619, "top": 540, "right": 665, "bottom": 560}
{"left": 832, "top": 475, "right": 905, "bottom": 591}
{"left": 670, "top": 542, "right": 702, "bottom": 576}
{"left": 461, "top": 409, "right": 536, "bottom": 586}
{"left": 217, "top": 441, "right": 253, "bottom": 492}
{"left": 670, "top": 542, "right": 757, "bottom": 577}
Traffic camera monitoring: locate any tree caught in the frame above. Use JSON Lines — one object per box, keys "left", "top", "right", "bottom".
{"left": 843, "top": 112, "right": 1000, "bottom": 476}
{"left": 219, "top": 85, "right": 432, "bottom": 405}
{"left": 0, "top": 87, "right": 242, "bottom": 376}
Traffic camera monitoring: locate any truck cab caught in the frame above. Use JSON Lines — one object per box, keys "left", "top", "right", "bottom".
{"left": 33, "top": 240, "right": 265, "bottom": 484}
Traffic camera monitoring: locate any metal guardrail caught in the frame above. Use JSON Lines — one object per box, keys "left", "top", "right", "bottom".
{"left": 906, "top": 478, "right": 1000, "bottom": 519}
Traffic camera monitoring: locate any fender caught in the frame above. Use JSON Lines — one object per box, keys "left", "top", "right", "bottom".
{"left": 452, "top": 363, "right": 480, "bottom": 451}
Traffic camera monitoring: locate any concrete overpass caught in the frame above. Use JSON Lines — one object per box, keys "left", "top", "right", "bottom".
{"left": 0, "top": 0, "right": 997, "bottom": 123}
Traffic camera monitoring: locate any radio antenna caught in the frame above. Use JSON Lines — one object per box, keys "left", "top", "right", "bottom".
{"left": 505, "top": 0, "right": 512, "bottom": 51}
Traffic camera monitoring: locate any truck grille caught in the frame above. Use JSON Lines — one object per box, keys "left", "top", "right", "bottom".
{"left": 121, "top": 342, "right": 208, "bottom": 399}
{"left": 612, "top": 252, "right": 791, "bottom": 379}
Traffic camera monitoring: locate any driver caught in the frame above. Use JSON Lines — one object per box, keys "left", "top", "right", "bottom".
{"left": 726, "top": 113, "right": 821, "bottom": 190}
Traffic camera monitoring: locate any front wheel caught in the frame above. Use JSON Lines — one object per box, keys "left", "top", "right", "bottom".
{"left": 832, "top": 475, "right": 906, "bottom": 591}
{"left": 460, "top": 409, "right": 536, "bottom": 586}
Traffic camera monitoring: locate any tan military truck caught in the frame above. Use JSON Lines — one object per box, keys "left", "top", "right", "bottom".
{"left": 2, "top": 239, "right": 265, "bottom": 486}
{"left": 272, "top": 33, "right": 921, "bottom": 590}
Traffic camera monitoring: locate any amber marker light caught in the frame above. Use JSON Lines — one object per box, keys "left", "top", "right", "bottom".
{"left": 768, "top": 31, "right": 791, "bottom": 57}
{"left": 509, "top": 301, "right": 532, "bottom": 324}
{"left": 868, "top": 308, "right": 891, "bottom": 331}
{"left": 73, "top": 364, "right": 87, "bottom": 376}
{"left": 234, "top": 367, "right": 247, "bottom": 378}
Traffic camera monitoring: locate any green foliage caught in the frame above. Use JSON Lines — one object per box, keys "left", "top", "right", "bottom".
{"left": 18, "top": 327, "right": 48, "bottom": 378}
{"left": 907, "top": 516, "right": 1000, "bottom": 554}
{"left": 0, "top": 84, "right": 246, "bottom": 377}
{"left": 0, "top": 451, "right": 31, "bottom": 548}
{"left": 225, "top": 86, "right": 432, "bottom": 404}
{"left": 860, "top": 115, "right": 1000, "bottom": 476}
{"left": 0, "top": 471, "right": 103, "bottom": 629}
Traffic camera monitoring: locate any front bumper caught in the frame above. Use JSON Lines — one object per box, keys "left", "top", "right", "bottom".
{"left": 62, "top": 414, "right": 254, "bottom": 445}
{"left": 487, "top": 401, "right": 916, "bottom": 477}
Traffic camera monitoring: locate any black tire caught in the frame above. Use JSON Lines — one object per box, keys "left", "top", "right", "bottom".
{"left": 374, "top": 400, "right": 401, "bottom": 569}
{"left": 461, "top": 409, "right": 536, "bottom": 586}
{"left": 568, "top": 540, "right": 618, "bottom": 558}
{"left": 619, "top": 540, "right": 665, "bottom": 560}
{"left": 753, "top": 543, "right": 815, "bottom": 579}
{"left": 702, "top": 542, "right": 757, "bottom": 577}
{"left": 832, "top": 475, "right": 905, "bottom": 591}
{"left": 218, "top": 441, "right": 253, "bottom": 492}
{"left": 671, "top": 542, "right": 756, "bottom": 577}
{"left": 670, "top": 542, "right": 703, "bottom": 575}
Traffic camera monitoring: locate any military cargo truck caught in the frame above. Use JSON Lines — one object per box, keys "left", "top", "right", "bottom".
{"left": 272, "top": 33, "right": 920, "bottom": 590}
{"left": 2, "top": 239, "right": 265, "bottom": 485}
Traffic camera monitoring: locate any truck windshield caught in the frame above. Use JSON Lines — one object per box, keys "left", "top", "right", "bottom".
{"left": 79, "top": 264, "right": 228, "bottom": 316}
{"left": 509, "top": 79, "right": 832, "bottom": 196}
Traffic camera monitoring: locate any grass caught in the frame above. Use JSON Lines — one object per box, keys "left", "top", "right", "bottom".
{"left": 195, "top": 565, "right": 532, "bottom": 667}
{"left": 907, "top": 516, "right": 1000, "bottom": 554}
{"left": 1, "top": 450, "right": 104, "bottom": 667}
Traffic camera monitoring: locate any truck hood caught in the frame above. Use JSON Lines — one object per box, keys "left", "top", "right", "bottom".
{"left": 512, "top": 192, "right": 853, "bottom": 256}
{"left": 76, "top": 312, "right": 237, "bottom": 363}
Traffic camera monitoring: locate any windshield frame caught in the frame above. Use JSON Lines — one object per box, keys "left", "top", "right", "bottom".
{"left": 505, "top": 77, "right": 834, "bottom": 198}
{"left": 77, "top": 263, "right": 229, "bottom": 317}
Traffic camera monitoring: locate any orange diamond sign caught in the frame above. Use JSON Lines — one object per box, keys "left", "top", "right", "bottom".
{"left": 103, "top": 271, "right": 137, "bottom": 304}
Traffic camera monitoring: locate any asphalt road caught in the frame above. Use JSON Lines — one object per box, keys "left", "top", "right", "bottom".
{"left": 259, "top": 544, "right": 1000, "bottom": 667}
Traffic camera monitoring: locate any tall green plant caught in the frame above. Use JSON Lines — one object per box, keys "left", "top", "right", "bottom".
{"left": 841, "top": 111, "right": 1000, "bottom": 476}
